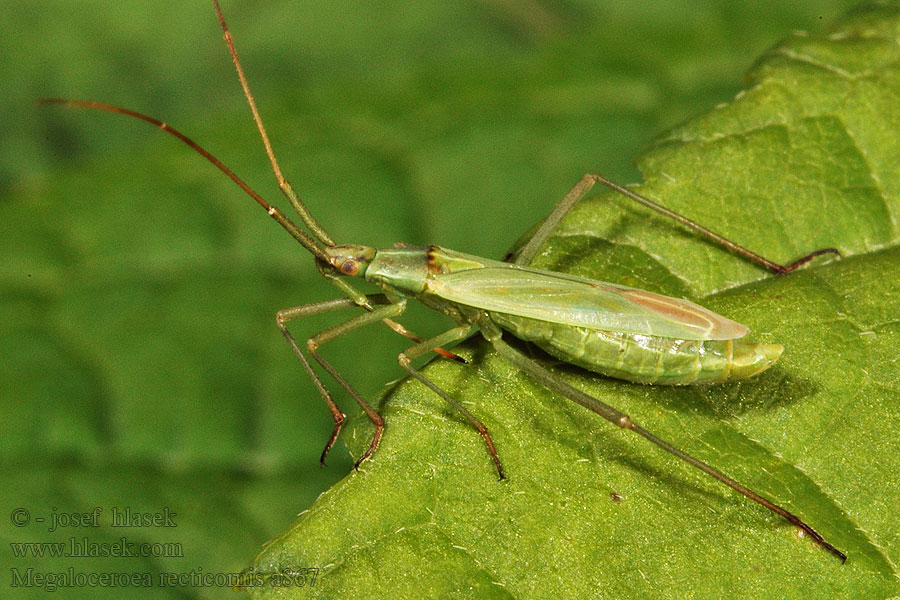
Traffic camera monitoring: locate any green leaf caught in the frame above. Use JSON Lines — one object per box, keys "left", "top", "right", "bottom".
{"left": 4, "top": 1, "right": 892, "bottom": 599}
{"left": 243, "top": 4, "right": 900, "bottom": 599}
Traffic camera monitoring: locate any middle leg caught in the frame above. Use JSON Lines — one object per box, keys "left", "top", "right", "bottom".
{"left": 397, "top": 325, "right": 506, "bottom": 480}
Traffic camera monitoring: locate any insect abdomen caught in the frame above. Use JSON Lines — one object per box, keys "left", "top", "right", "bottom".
{"left": 491, "top": 313, "right": 782, "bottom": 385}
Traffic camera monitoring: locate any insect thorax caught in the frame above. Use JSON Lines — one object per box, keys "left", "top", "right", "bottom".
{"left": 364, "top": 246, "right": 434, "bottom": 295}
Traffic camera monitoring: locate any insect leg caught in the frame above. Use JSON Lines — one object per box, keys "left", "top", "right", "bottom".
{"left": 276, "top": 295, "right": 398, "bottom": 466}
{"left": 386, "top": 321, "right": 467, "bottom": 363}
{"left": 320, "top": 266, "right": 465, "bottom": 363}
{"left": 397, "top": 326, "right": 506, "bottom": 480}
{"left": 478, "top": 318, "right": 846, "bottom": 561}
{"left": 513, "top": 173, "right": 598, "bottom": 266}
{"left": 304, "top": 300, "right": 408, "bottom": 469}
{"left": 514, "top": 173, "right": 840, "bottom": 273}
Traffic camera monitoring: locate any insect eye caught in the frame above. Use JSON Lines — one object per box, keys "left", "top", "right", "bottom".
{"left": 340, "top": 259, "right": 359, "bottom": 275}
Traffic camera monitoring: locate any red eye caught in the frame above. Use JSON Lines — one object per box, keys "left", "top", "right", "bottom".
{"left": 340, "top": 260, "right": 358, "bottom": 275}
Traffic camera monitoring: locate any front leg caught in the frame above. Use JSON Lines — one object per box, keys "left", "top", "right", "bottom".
{"left": 303, "top": 300, "right": 408, "bottom": 468}
{"left": 320, "top": 262, "right": 464, "bottom": 362}
{"left": 276, "top": 295, "right": 402, "bottom": 466}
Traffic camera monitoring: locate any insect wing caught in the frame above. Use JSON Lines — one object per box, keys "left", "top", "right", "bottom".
{"left": 427, "top": 266, "right": 748, "bottom": 341}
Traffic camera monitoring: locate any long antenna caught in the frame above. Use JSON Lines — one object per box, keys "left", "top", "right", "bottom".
{"left": 212, "top": 0, "right": 334, "bottom": 247}
{"left": 39, "top": 98, "right": 330, "bottom": 263}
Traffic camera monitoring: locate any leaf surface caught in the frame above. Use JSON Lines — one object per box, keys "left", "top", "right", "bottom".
{"left": 3, "top": 1, "right": 894, "bottom": 599}
{"left": 244, "top": 4, "right": 900, "bottom": 598}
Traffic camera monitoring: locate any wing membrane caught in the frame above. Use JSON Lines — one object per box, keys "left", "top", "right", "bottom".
{"left": 427, "top": 263, "right": 747, "bottom": 341}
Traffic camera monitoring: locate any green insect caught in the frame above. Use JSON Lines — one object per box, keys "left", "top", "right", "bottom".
{"left": 44, "top": 0, "right": 845, "bottom": 562}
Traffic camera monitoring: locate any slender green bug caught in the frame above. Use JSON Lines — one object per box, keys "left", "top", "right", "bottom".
{"left": 42, "top": 0, "right": 845, "bottom": 562}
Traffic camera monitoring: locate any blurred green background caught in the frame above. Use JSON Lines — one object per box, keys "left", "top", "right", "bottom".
{"left": 1, "top": 0, "right": 859, "bottom": 597}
